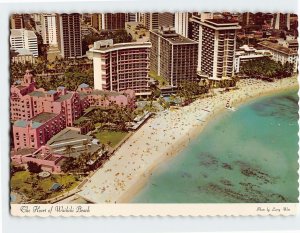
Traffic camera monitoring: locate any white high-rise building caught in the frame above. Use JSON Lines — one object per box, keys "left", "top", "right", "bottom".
{"left": 10, "top": 29, "right": 38, "bottom": 57}
{"left": 198, "top": 19, "right": 241, "bottom": 79}
{"left": 41, "top": 14, "right": 58, "bottom": 45}
{"left": 273, "top": 13, "right": 291, "bottom": 30}
{"left": 174, "top": 12, "right": 189, "bottom": 37}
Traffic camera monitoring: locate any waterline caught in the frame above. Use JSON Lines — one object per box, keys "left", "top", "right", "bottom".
{"left": 133, "top": 89, "right": 299, "bottom": 203}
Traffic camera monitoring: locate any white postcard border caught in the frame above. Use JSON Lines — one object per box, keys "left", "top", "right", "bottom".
{"left": 11, "top": 203, "right": 299, "bottom": 217}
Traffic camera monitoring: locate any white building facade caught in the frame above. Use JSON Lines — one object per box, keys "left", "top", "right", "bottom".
{"left": 174, "top": 12, "right": 189, "bottom": 37}
{"left": 41, "top": 14, "right": 58, "bottom": 45}
{"left": 258, "top": 41, "right": 298, "bottom": 72}
{"left": 198, "top": 19, "right": 241, "bottom": 80}
{"left": 234, "top": 45, "right": 272, "bottom": 73}
{"left": 10, "top": 29, "right": 38, "bottom": 57}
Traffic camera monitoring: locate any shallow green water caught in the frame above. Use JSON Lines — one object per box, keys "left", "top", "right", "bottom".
{"left": 133, "top": 89, "right": 299, "bottom": 203}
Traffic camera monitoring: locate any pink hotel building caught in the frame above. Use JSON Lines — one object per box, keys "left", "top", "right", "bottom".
{"left": 11, "top": 70, "right": 136, "bottom": 151}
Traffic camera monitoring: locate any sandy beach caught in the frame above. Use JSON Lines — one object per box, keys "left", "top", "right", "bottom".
{"left": 73, "top": 77, "right": 298, "bottom": 203}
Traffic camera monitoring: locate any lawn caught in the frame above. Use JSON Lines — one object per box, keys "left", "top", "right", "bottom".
{"left": 92, "top": 130, "right": 128, "bottom": 148}
{"left": 11, "top": 171, "right": 80, "bottom": 201}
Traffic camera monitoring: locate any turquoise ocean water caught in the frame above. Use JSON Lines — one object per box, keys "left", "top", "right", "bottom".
{"left": 133, "top": 89, "right": 299, "bottom": 203}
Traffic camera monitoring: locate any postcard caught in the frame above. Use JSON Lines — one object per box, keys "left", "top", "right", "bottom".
{"left": 9, "top": 12, "right": 299, "bottom": 216}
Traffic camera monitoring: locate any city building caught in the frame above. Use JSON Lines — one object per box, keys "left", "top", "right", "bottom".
{"left": 10, "top": 29, "right": 38, "bottom": 57}
{"left": 144, "top": 13, "right": 175, "bottom": 30}
{"left": 277, "top": 35, "right": 298, "bottom": 51}
{"left": 47, "top": 128, "right": 101, "bottom": 158}
{"left": 10, "top": 14, "right": 24, "bottom": 29}
{"left": 13, "top": 112, "right": 66, "bottom": 150}
{"left": 57, "top": 13, "right": 82, "bottom": 58}
{"left": 125, "top": 22, "right": 149, "bottom": 42}
{"left": 100, "top": 13, "right": 126, "bottom": 30}
{"left": 11, "top": 70, "right": 137, "bottom": 150}
{"left": 126, "top": 13, "right": 139, "bottom": 22}
{"left": 258, "top": 40, "right": 298, "bottom": 72}
{"left": 273, "top": 13, "right": 291, "bottom": 31}
{"left": 234, "top": 45, "right": 272, "bottom": 73}
{"left": 150, "top": 26, "right": 198, "bottom": 87}
{"left": 188, "top": 13, "right": 214, "bottom": 42}
{"left": 91, "top": 13, "right": 100, "bottom": 31}
{"left": 11, "top": 70, "right": 83, "bottom": 126}
{"left": 89, "top": 39, "right": 152, "bottom": 96}
{"left": 77, "top": 83, "right": 136, "bottom": 109}
{"left": 11, "top": 146, "right": 65, "bottom": 173}
{"left": 41, "top": 13, "right": 58, "bottom": 45}
{"left": 11, "top": 48, "right": 36, "bottom": 64}
{"left": 198, "top": 19, "right": 241, "bottom": 80}
{"left": 174, "top": 12, "right": 190, "bottom": 37}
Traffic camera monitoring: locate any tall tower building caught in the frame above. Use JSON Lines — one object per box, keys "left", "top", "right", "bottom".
{"left": 90, "top": 40, "right": 151, "bottom": 96}
{"left": 57, "top": 13, "right": 82, "bottom": 58}
{"left": 150, "top": 26, "right": 198, "bottom": 87}
{"left": 100, "top": 13, "right": 126, "bottom": 30}
{"left": 273, "top": 13, "right": 291, "bottom": 30}
{"left": 144, "top": 13, "right": 175, "bottom": 30}
{"left": 126, "top": 13, "right": 139, "bottom": 22}
{"left": 174, "top": 12, "right": 190, "bottom": 37}
{"left": 10, "top": 14, "right": 24, "bottom": 29}
{"left": 241, "top": 12, "right": 251, "bottom": 26}
{"left": 188, "top": 13, "right": 213, "bottom": 42}
{"left": 198, "top": 19, "right": 241, "bottom": 79}
{"left": 41, "top": 14, "right": 58, "bottom": 45}
{"left": 91, "top": 14, "right": 101, "bottom": 31}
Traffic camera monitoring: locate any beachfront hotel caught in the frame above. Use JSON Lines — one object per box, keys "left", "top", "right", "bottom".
{"left": 150, "top": 26, "right": 198, "bottom": 87}
{"left": 197, "top": 19, "right": 241, "bottom": 80}
{"left": 258, "top": 40, "right": 298, "bottom": 72}
{"left": 234, "top": 45, "right": 272, "bottom": 73}
{"left": 56, "top": 13, "right": 82, "bottom": 58}
{"left": 188, "top": 13, "right": 214, "bottom": 42}
{"left": 11, "top": 70, "right": 136, "bottom": 149}
{"left": 10, "top": 28, "right": 38, "bottom": 57}
{"left": 89, "top": 39, "right": 152, "bottom": 96}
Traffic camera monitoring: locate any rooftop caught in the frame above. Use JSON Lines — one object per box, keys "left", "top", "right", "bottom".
{"left": 28, "top": 91, "right": 45, "bottom": 97}
{"left": 16, "top": 85, "right": 26, "bottom": 90}
{"left": 47, "top": 128, "right": 100, "bottom": 158}
{"left": 31, "top": 112, "right": 58, "bottom": 124}
{"left": 90, "top": 40, "right": 151, "bottom": 53}
{"left": 258, "top": 41, "right": 297, "bottom": 55}
{"left": 10, "top": 29, "right": 37, "bottom": 39}
{"left": 48, "top": 90, "right": 57, "bottom": 95}
{"left": 55, "top": 93, "right": 73, "bottom": 102}
{"left": 79, "top": 83, "right": 89, "bottom": 88}
{"left": 14, "top": 120, "right": 29, "bottom": 128}
{"left": 91, "top": 89, "right": 122, "bottom": 97}
{"left": 14, "top": 148, "right": 36, "bottom": 156}
{"left": 200, "top": 19, "right": 241, "bottom": 30}
{"left": 14, "top": 48, "right": 33, "bottom": 56}
{"left": 151, "top": 29, "right": 197, "bottom": 44}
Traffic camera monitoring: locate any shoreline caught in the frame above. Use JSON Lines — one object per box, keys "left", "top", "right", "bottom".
{"left": 75, "top": 77, "right": 298, "bottom": 204}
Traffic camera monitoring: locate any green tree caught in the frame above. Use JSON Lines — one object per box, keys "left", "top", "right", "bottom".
{"left": 27, "top": 162, "right": 42, "bottom": 173}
